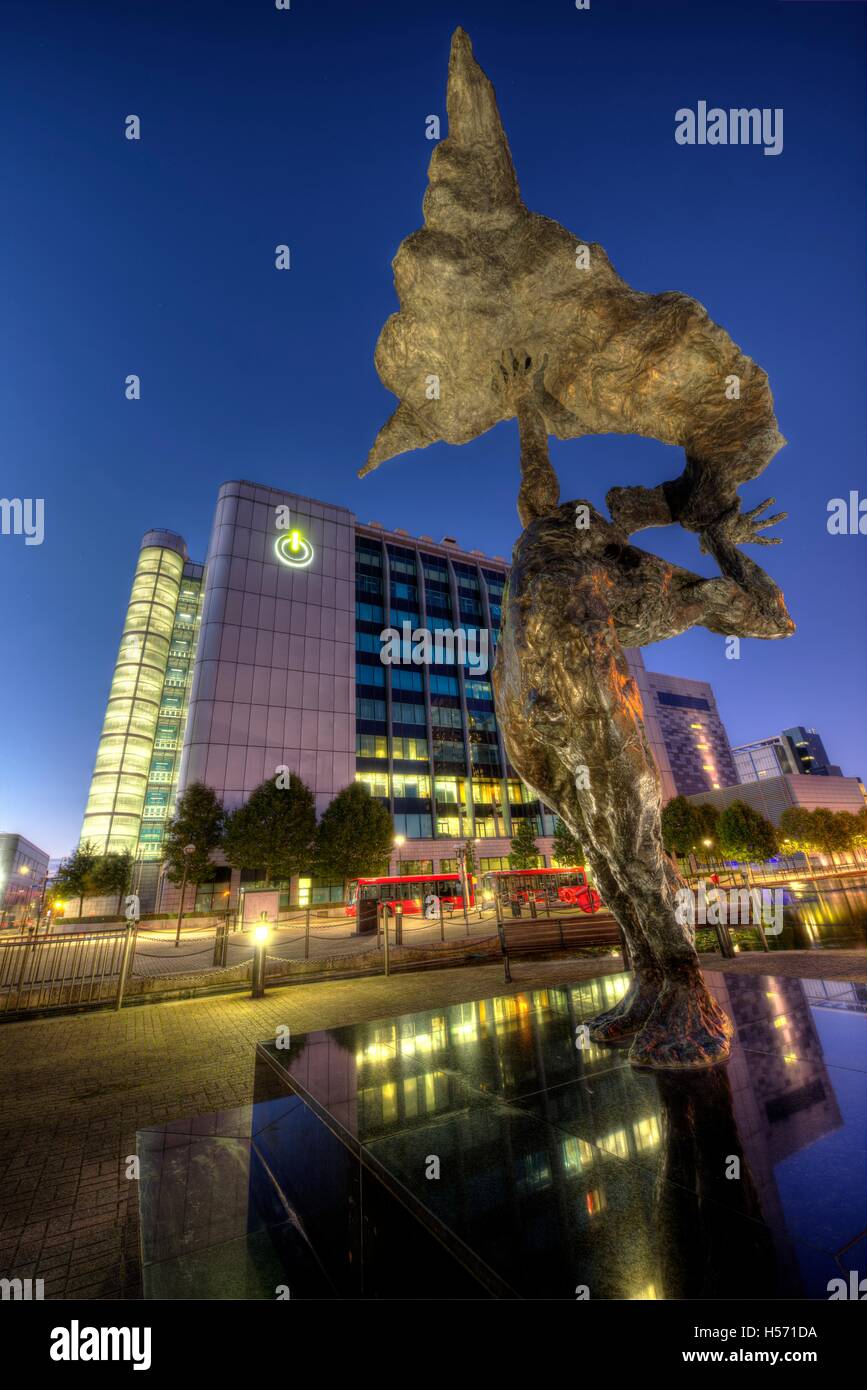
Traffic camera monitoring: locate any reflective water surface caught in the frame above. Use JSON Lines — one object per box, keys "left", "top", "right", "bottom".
{"left": 139, "top": 969, "right": 867, "bottom": 1299}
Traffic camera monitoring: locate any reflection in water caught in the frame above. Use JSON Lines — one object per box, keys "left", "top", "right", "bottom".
{"left": 652, "top": 1067, "right": 777, "bottom": 1299}
{"left": 244, "top": 970, "right": 863, "bottom": 1298}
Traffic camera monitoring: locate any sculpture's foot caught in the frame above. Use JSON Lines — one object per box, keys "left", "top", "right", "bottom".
{"left": 627, "top": 969, "right": 733, "bottom": 1070}
{"left": 588, "top": 974, "right": 661, "bottom": 1043}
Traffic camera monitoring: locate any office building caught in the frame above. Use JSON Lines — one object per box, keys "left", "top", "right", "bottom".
{"left": 630, "top": 668, "right": 739, "bottom": 799}
{"left": 79, "top": 481, "right": 741, "bottom": 908}
{"left": 0, "top": 833, "right": 50, "bottom": 927}
{"left": 734, "top": 726, "right": 844, "bottom": 786}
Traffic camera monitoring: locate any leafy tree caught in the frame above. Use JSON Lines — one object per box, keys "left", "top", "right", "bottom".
{"left": 660, "top": 796, "right": 703, "bottom": 858}
{"left": 223, "top": 776, "right": 314, "bottom": 886}
{"left": 853, "top": 806, "right": 867, "bottom": 856}
{"left": 693, "top": 802, "right": 720, "bottom": 844}
{"left": 809, "top": 808, "right": 855, "bottom": 864}
{"left": 314, "top": 782, "right": 394, "bottom": 896}
{"left": 778, "top": 806, "right": 818, "bottom": 855}
{"left": 90, "top": 849, "right": 135, "bottom": 916}
{"left": 552, "top": 817, "right": 584, "bottom": 867}
{"left": 53, "top": 841, "right": 99, "bottom": 920}
{"left": 165, "top": 782, "right": 227, "bottom": 902}
{"left": 509, "top": 817, "right": 541, "bottom": 869}
{"left": 717, "top": 801, "right": 778, "bottom": 863}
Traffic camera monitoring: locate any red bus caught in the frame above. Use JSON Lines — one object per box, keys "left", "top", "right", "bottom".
{"left": 346, "top": 873, "right": 475, "bottom": 918}
{"left": 483, "top": 866, "right": 601, "bottom": 914}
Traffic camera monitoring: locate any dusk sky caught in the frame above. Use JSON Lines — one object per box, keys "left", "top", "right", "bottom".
{"left": 2, "top": 0, "right": 865, "bottom": 857}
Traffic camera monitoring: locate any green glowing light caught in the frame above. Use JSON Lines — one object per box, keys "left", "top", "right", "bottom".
{"left": 275, "top": 528, "right": 314, "bottom": 568}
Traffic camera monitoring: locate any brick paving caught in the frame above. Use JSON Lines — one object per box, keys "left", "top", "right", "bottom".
{"left": 0, "top": 948, "right": 864, "bottom": 1300}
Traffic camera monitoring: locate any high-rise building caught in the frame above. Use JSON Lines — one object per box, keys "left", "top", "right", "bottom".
{"left": 80, "top": 531, "right": 204, "bottom": 861}
{"left": 734, "top": 726, "right": 843, "bottom": 785}
{"left": 630, "top": 668, "right": 739, "bottom": 799}
{"left": 78, "top": 481, "right": 740, "bottom": 907}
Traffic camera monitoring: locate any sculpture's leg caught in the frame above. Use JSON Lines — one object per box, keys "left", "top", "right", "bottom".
{"left": 561, "top": 634, "right": 732, "bottom": 1069}
{"left": 580, "top": 855, "right": 663, "bottom": 1041}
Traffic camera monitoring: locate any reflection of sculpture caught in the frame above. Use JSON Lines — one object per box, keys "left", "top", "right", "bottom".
{"left": 362, "top": 30, "right": 793, "bottom": 1066}
{"left": 653, "top": 1067, "right": 777, "bottom": 1298}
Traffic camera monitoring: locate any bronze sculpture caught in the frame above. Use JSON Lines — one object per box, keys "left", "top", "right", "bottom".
{"left": 362, "top": 29, "right": 793, "bottom": 1067}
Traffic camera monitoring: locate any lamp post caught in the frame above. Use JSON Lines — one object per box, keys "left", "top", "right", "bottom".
{"left": 251, "top": 916, "right": 271, "bottom": 998}
{"left": 393, "top": 833, "right": 406, "bottom": 875}
{"left": 173, "top": 844, "right": 196, "bottom": 947}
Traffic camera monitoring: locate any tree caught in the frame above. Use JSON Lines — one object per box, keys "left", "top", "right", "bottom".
{"left": 660, "top": 797, "right": 703, "bottom": 858}
{"left": 809, "top": 808, "right": 855, "bottom": 865}
{"left": 509, "top": 817, "right": 541, "bottom": 869}
{"left": 552, "top": 817, "right": 584, "bottom": 866}
{"left": 717, "top": 801, "right": 778, "bottom": 864}
{"left": 223, "top": 776, "right": 314, "bottom": 886}
{"left": 90, "top": 849, "right": 135, "bottom": 916}
{"left": 53, "top": 841, "right": 99, "bottom": 919}
{"left": 314, "top": 782, "right": 394, "bottom": 897}
{"left": 778, "top": 806, "right": 818, "bottom": 855}
{"left": 164, "top": 781, "right": 226, "bottom": 901}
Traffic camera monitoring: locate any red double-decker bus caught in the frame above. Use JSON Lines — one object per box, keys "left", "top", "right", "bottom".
{"left": 483, "top": 866, "right": 601, "bottom": 914}
{"left": 346, "top": 873, "right": 475, "bottom": 918}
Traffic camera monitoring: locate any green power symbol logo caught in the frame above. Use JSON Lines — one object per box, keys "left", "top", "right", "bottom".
{"left": 275, "top": 528, "right": 314, "bottom": 568}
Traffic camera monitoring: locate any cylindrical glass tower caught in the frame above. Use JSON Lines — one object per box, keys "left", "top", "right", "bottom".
{"left": 80, "top": 531, "right": 187, "bottom": 854}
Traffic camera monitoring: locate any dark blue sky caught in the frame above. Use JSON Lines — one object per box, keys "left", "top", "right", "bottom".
{"left": 1, "top": 0, "right": 865, "bottom": 856}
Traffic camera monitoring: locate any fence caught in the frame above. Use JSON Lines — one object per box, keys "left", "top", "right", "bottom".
{"left": 0, "top": 878, "right": 801, "bottom": 1023}
{"left": 0, "top": 925, "right": 137, "bottom": 1018}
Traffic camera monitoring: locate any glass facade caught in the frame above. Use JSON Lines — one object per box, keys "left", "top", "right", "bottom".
{"left": 353, "top": 533, "right": 556, "bottom": 846}
{"left": 81, "top": 532, "right": 202, "bottom": 857}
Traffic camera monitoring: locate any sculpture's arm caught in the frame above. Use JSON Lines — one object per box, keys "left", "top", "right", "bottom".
{"left": 691, "top": 499, "right": 794, "bottom": 640}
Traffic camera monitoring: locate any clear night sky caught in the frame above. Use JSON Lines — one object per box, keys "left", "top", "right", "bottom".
{"left": 1, "top": 0, "right": 865, "bottom": 857}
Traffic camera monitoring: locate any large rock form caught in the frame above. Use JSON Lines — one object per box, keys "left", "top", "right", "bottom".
{"left": 362, "top": 28, "right": 784, "bottom": 540}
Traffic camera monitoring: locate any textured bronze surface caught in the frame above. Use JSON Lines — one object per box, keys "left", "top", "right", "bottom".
{"left": 362, "top": 29, "right": 794, "bottom": 1067}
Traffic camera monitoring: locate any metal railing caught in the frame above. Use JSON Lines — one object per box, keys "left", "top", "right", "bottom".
{"left": 0, "top": 925, "right": 137, "bottom": 1017}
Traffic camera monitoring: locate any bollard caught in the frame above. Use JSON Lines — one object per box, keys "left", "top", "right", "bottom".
{"left": 395, "top": 904, "right": 403, "bottom": 946}
{"left": 304, "top": 906, "right": 311, "bottom": 960}
{"left": 251, "top": 923, "right": 270, "bottom": 998}
{"left": 497, "top": 922, "right": 512, "bottom": 983}
{"left": 438, "top": 895, "right": 445, "bottom": 942}
{"left": 382, "top": 906, "right": 390, "bottom": 977}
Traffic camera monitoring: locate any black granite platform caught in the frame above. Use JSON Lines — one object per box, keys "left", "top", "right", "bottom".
{"left": 138, "top": 970, "right": 867, "bottom": 1299}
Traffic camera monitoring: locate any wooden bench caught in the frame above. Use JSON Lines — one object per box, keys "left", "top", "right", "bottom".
{"left": 497, "top": 916, "right": 629, "bottom": 982}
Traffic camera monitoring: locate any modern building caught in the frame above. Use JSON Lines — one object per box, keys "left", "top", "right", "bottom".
{"left": 630, "top": 668, "right": 739, "bottom": 799}
{"left": 78, "top": 480, "right": 742, "bottom": 909}
{"left": 0, "top": 833, "right": 50, "bottom": 928}
{"left": 80, "top": 531, "right": 205, "bottom": 862}
{"left": 685, "top": 770, "right": 867, "bottom": 827}
{"left": 734, "top": 726, "right": 844, "bottom": 785}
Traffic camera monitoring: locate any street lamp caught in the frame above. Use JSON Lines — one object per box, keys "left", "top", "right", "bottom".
{"left": 393, "top": 834, "right": 406, "bottom": 875}
{"left": 173, "top": 844, "right": 197, "bottom": 947}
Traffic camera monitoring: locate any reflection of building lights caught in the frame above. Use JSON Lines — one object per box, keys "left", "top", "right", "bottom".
{"left": 630, "top": 1283, "right": 659, "bottom": 1301}
{"left": 783, "top": 1051, "right": 798, "bottom": 1064}
{"left": 774, "top": 1015, "right": 787, "bottom": 1029}
{"left": 585, "top": 1188, "right": 607, "bottom": 1216}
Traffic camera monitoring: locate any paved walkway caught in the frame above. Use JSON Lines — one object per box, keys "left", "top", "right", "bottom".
{"left": 0, "top": 948, "right": 864, "bottom": 1300}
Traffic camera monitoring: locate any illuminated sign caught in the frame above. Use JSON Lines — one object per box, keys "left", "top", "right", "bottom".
{"left": 275, "top": 528, "right": 314, "bottom": 568}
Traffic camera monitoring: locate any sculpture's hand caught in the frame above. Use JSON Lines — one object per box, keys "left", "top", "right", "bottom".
{"left": 699, "top": 498, "right": 787, "bottom": 555}
{"left": 491, "top": 349, "right": 549, "bottom": 407}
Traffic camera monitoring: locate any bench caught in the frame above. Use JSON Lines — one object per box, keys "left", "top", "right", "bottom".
{"left": 497, "top": 916, "right": 629, "bottom": 982}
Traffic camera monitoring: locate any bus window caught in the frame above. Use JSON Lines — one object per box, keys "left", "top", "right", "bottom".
{"left": 361, "top": 883, "right": 381, "bottom": 901}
